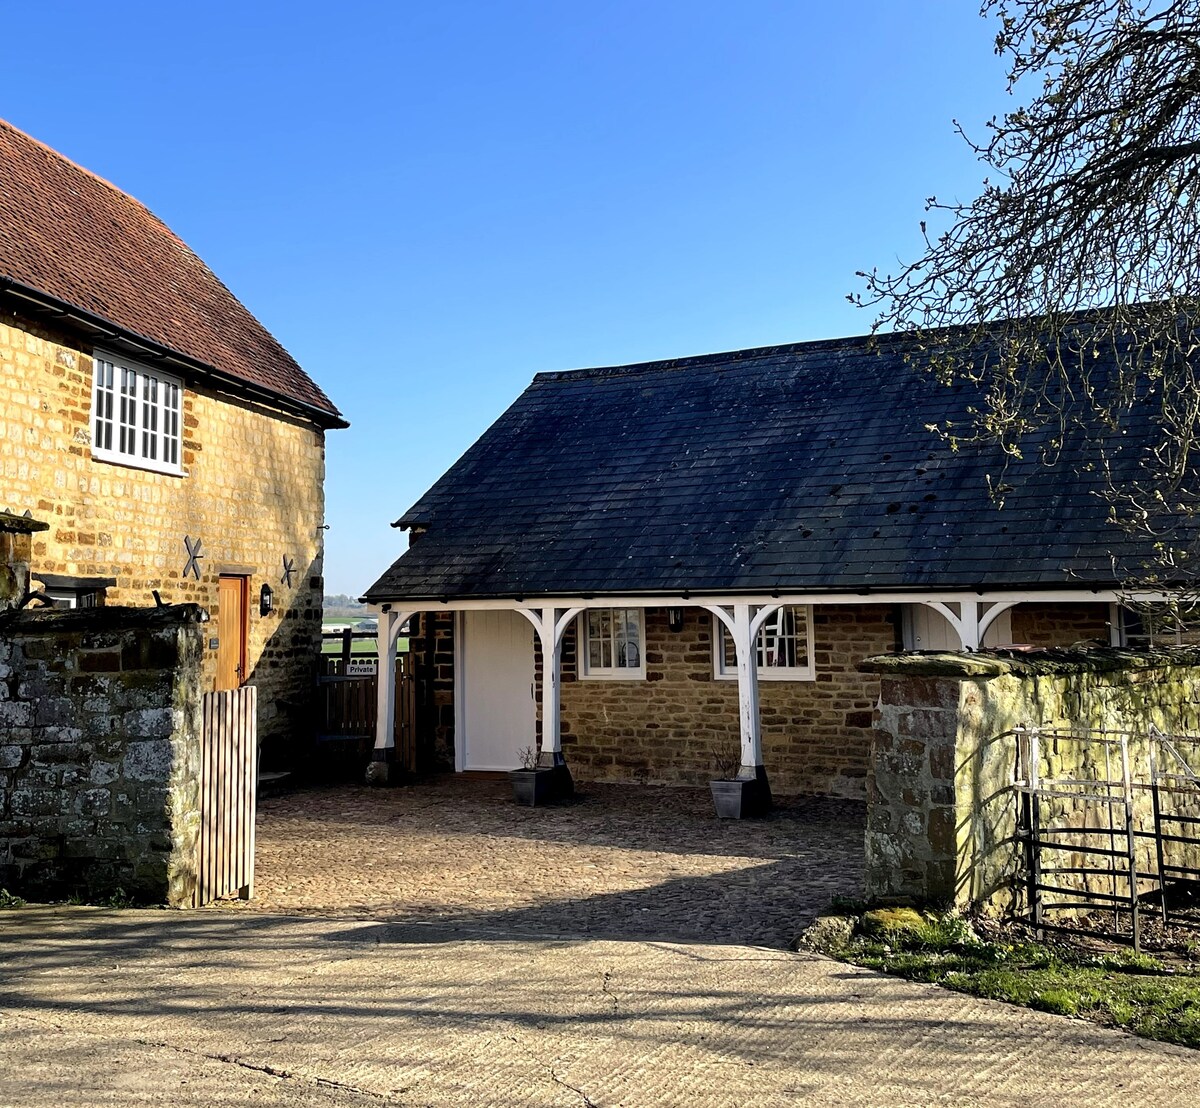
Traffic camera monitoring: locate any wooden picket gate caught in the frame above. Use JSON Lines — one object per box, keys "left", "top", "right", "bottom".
{"left": 196, "top": 685, "right": 258, "bottom": 907}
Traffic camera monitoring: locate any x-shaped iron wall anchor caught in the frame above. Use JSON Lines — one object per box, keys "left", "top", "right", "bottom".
{"left": 280, "top": 555, "right": 296, "bottom": 587}
{"left": 183, "top": 535, "right": 204, "bottom": 580}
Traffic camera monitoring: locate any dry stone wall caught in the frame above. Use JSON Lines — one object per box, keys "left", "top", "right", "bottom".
{"left": 862, "top": 648, "right": 1200, "bottom": 913}
{"left": 0, "top": 312, "right": 327, "bottom": 757}
{"left": 0, "top": 605, "right": 206, "bottom": 904}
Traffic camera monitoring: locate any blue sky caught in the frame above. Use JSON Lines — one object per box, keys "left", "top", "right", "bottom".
{"left": 3, "top": 2, "right": 1010, "bottom": 595}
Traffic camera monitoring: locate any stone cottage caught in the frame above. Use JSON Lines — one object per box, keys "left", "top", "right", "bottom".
{"left": 0, "top": 118, "right": 345, "bottom": 760}
{"left": 362, "top": 330, "right": 1190, "bottom": 799}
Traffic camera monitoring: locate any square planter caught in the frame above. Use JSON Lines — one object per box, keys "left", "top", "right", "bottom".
{"left": 710, "top": 777, "right": 769, "bottom": 819}
{"left": 510, "top": 767, "right": 557, "bottom": 806}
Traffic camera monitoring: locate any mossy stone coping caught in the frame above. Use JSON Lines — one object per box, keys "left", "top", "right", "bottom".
{"left": 858, "top": 644, "right": 1200, "bottom": 678}
{"left": 0, "top": 603, "right": 209, "bottom": 634}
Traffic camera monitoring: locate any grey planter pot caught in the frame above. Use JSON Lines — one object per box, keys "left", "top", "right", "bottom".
{"left": 510, "top": 767, "right": 557, "bottom": 806}
{"left": 710, "top": 778, "right": 769, "bottom": 819}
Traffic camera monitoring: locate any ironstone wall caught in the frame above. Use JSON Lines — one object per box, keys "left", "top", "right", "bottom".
{"left": 861, "top": 648, "right": 1200, "bottom": 913}
{"left": 0, "top": 605, "right": 207, "bottom": 904}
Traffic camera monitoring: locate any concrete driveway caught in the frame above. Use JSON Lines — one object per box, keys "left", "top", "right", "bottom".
{"left": 5, "top": 783, "right": 1199, "bottom": 1105}
{"left": 3, "top": 907, "right": 1200, "bottom": 1107}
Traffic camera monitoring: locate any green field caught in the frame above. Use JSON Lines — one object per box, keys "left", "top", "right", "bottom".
{"left": 320, "top": 618, "right": 406, "bottom": 656}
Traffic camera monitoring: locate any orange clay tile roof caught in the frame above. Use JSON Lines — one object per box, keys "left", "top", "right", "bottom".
{"left": 0, "top": 118, "right": 343, "bottom": 425}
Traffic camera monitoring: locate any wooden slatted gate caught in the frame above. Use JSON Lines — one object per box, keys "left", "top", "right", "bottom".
{"left": 317, "top": 652, "right": 418, "bottom": 772}
{"left": 197, "top": 685, "right": 258, "bottom": 907}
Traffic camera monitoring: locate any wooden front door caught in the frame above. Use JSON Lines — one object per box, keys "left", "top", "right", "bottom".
{"left": 217, "top": 575, "right": 249, "bottom": 690}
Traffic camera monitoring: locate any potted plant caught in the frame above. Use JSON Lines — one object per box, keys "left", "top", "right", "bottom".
{"left": 709, "top": 747, "right": 770, "bottom": 819}
{"left": 510, "top": 746, "right": 557, "bottom": 806}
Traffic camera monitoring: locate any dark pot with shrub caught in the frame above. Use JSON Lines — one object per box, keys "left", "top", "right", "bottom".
{"left": 510, "top": 746, "right": 558, "bottom": 806}
{"left": 709, "top": 747, "right": 770, "bottom": 819}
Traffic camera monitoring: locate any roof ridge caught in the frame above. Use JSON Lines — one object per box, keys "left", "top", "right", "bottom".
{"left": 0, "top": 117, "right": 168, "bottom": 227}
{"left": 0, "top": 118, "right": 344, "bottom": 425}
{"left": 529, "top": 303, "right": 1165, "bottom": 386}
{"left": 531, "top": 331, "right": 889, "bottom": 384}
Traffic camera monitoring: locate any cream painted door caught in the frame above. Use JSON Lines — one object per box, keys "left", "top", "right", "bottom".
{"left": 904, "top": 604, "right": 1014, "bottom": 650}
{"left": 459, "top": 610, "right": 536, "bottom": 770}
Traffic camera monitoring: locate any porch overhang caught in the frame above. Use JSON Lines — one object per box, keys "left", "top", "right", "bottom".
{"left": 364, "top": 588, "right": 1145, "bottom": 795}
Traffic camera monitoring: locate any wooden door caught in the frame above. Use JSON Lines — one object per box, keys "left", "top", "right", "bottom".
{"left": 459, "top": 610, "right": 535, "bottom": 770}
{"left": 217, "top": 575, "right": 249, "bottom": 690}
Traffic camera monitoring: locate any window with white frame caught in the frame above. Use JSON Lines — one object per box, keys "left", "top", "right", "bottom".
{"left": 92, "top": 351, "right": 183, "bottom": 475}
{"left": 579, "top": 608, "right": 645, "bottom": 679}
{"left": 714, "top": 605, "right": 816, "bottom": 681}
{"left": 1113, "top": 603, "right": 1200, "bottom": 648}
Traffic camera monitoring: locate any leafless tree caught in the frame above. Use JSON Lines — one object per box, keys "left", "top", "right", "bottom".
{"left": 854, "top": 1, "right": 1200, "bottom": 584}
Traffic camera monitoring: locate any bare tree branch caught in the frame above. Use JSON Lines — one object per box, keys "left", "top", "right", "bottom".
{"left": 853, "top": 0, "right": 1200, "bottom": 586}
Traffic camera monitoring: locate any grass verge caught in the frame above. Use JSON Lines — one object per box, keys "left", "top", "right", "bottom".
{"left": 812, "top": 907, "right": 1200, "bottom": 1049}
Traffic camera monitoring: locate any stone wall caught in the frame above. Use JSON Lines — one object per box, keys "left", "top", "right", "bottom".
{"left": 1008, "top": 602, "right": 1111, "bottom": 647}
{"left": 861, "top": 648, "right": 1200, "bottom": 913}
{"left": 0, "top": 311, "right": 327, "bottom": 759}
{"left": 409, "top": 611, "right": 456, "bottom": 771}
{"left": 547, "top": 605, "right": 898, "bottom": 798}
{"left": 0, "top": 605, "right": 207, "bottom": 905}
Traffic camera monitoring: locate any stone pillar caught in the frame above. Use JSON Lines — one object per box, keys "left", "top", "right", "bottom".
{"left": 0, "top": 511, "right": 48, "bottom": 609}
{"left": 865, "top": 673, "right": 964, "bottom": 905}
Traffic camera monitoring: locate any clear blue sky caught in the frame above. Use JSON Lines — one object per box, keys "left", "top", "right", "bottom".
{"left": 3, "top": 1, "right": 1010, "bottom": 596}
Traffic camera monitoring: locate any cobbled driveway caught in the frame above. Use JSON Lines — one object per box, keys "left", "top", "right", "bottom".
{"left": 231, "top": 778, "right": 864, "bottom": 948}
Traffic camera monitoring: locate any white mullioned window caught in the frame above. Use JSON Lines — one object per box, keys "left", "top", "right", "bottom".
{"left": 579, "top": 608, "right": 645, "bottom": 679}
{"left": 714, "top": 605, "right": 816, "bottom": 681}
{"left": 92, "top": 351, "right": 183, "bottom": 475}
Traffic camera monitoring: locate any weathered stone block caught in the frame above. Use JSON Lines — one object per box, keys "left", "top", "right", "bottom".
{"left": 0, "top": 745, "right": 24, "bottom": 769}
{"left": 75, "top": 789, "right": 111, "bottom": 817}
{"left": 0, "top": 701, "right": 35, "bottom": 728}
{"left": 125, "top": 707, "right": 173, "bottom": 738}
{"left": 123, "top": 739, "right": 172, "bottom": 781}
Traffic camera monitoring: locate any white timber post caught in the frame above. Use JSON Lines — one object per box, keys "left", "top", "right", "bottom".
{"left": 957, "top": 600, "right": 981, "bottom": 651}
{"left": 926, "top": 599, "right": 982, "bottom": 651}
{"left": 702, "top": 602, "right": 780, "bottom": 783}
{"left": 372, "top": 609, "right": 414, "bottom": 780}
{"left": 517, "top": 605, "right": 582, "bottom": 765}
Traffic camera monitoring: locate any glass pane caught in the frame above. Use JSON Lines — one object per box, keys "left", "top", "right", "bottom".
{"left": 142, "top": 374, "right": 158, "bottom": 459}
{"left": 587, "top": 611, "right": 604, "bottom": 669}
{"left": 757, "top": 607, "right": 803, "bottom": 669}
{"left": 722, "top": 627, "right": 737, "bottom": 673}
{"left": 617, "top": 609, "right": 640, "bottom": 667}
{"left": 119, "top": 367, "right": 138, "bottom": 455}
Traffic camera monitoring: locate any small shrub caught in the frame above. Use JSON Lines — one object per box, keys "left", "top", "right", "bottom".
{"left": 0, "top": 888, "right": 26, "bottom": 909}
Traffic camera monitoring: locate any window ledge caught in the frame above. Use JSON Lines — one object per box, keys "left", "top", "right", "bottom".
{"left": 91, "top": 448, "right": 185, "bottom": 478}
{"left": 714, "top": 670, "right": 816, "bottom": 683}
{"left": 579, "top": 670, "right": 647, "bottom": 681}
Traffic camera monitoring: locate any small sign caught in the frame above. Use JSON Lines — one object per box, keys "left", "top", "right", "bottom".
{"left": 209, "top": 637, "right": 220, "bottom": 650}
{"left": 346, "top": 660, "right": 377, "bottom": 676}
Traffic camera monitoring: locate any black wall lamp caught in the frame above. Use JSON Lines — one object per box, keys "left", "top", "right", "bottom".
{"left": 260, "top": 583, "right": 274, "bottom": 616}
{"left": 667, "top": 606, "right": 685, "bottom": 633}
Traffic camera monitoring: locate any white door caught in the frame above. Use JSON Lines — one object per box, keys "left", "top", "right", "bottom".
{"left": 458, "top": 610, "right": 536, "bottom": 771}
{"left": 904, "top": 604, "right": 1014, "bottom": 649}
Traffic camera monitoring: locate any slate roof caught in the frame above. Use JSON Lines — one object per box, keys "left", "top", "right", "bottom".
{"left": 364, "top": 330, "right": 1189, "bottom": 602}
{"left": 0, "top": 119, "right": 344, "bottom": 427}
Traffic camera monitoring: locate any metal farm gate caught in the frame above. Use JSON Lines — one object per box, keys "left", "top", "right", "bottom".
{"left": 1017, "top": 725, "right": 1200, "bottom": 950}
{"left": 196, "top": 685, "right": 258, "bottom": 907}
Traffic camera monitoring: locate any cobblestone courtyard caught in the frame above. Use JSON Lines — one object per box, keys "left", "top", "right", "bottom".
{"left": 235, "top": 778, "right": 865, "bottom": 948}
